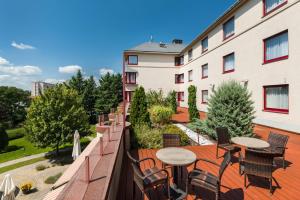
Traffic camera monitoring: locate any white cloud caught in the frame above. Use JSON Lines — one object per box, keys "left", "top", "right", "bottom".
{"left": 0, "top": 74, "right": 11, "bottom": 81}
{"left": 0, "top": 65, "right": 41, "bottom": 76}
{"left": 59, "top": 65, "right": 82, "bottom": 74}
{"left": 11, "top": 41, "right": 36, "bottom": 50}
{"left": 99, "top": 68, "right": 115, "bottom": 76}
{"left": 0, "top": 57, "right": 9, "bottom": 65}
{"left": 44, "top": 78, "right": 65, "bottom": 84}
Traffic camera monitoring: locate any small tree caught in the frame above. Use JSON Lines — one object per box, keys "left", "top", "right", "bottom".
{"left": 0, "top": 124, "right": 9, "bottom": 152}
{"left": 188, "top": 85, "right": 199, "bottom": 121}
{"left": 130, "top": 87, "right": 150, "bottom": 127}
{"left": 25, "top": 84, "right": 90, "bottom": 155}
{"left": 167, "top": 90, "right": 177, "bottom": 113}
{"left": 206, "top": 80, "right": 255, "bottom": 138}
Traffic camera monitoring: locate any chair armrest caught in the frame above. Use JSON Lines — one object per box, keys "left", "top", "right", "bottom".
{"left": 138, "top": 157, "right": 156, "bottom": 167}
{"left": 144, "top": 169, "right": 169, "bottom": 179}
{"left": 194, "top": 158, "right": 220, "bottom": 169}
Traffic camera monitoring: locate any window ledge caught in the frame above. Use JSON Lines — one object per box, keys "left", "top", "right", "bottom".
{"left": 202, "top": 76, "right": 208, "bottom": 79}
{"left": 223, "top": 69, "right": 235, "bottom": 74}
{"left": 223, "top": 33, "right": 235, "bottom": 41}
{"left": 262, "top": 109, "right": 289, "bottom": 114}
{"left": 263, "top": 1, "right": 288, "bottom": 18}
{"left": 263, "top": 56, "right": 288, "bottom": 65}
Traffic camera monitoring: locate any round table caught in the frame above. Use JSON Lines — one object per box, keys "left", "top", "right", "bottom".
{"left": 231, "top": 137, "right": 270, "bottom": 149}
{"left": 156, "top": 147, "right": 196, "bottom": 199}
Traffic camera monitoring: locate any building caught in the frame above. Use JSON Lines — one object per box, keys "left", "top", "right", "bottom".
{"left": 31, "top": 81, "right": 54, "bottom": 97}
{"left": 123, "top": 0, "right": 300, "bottom": 134}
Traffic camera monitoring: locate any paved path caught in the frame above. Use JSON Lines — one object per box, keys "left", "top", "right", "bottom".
{"left": 0, "top": 153, "right": 47, "bottom": 168}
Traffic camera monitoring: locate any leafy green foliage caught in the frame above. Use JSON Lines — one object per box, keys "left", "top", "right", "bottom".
{"left": 188, "top": 85, "right": 199, "bottom": 121}
{"left": 7, "top": 127, "right": 26, "bottom": 140}
{"left": 133, "top": 124, "right": 190, "bottom": 149}
{"left": 166, "top": 90, "right": 177, "bottom": 113}
{"left": 67, "top": 71, "right": 97, "bottom": 123}
{"left": 130, "top": 87, "right": 150, "bottom": 127}
{"left": 25, "top": 84, "right": 90, "bottom": 155}
{"left": 0, "top": 124, "right": 9, "bottom": 151}
{"left": 44, "top": 173, "right": 62, "bottom": 184}
{"left": 0, "top": 86, "right": 30, "bottom": 128}
{"left": 146, "top": 89, "right": 168, "bottom": 107}
{"left": 149, "top": 106, "right": 174, "bottom": 126}
{"left": 35, "top": 164, "right": 47, "bottom": 171}
{"left": 95, "top": 73, "right": 123, "bottom": 114}
{"left": 201, "top": 80, "right": 255, "bottom": 139}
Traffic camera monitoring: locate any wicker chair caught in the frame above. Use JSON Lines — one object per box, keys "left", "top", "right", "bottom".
{"left": 241, "top": 149, "right": 274, "bottom": 194}
{"left": 264, "top": 132, "right": 289, "bottom": 169}
{"left": 162, "top": 133, "right": 181, "bottom": 148}
{"left": 186, "top": 151, "right": 231, "bottom": 200}
{"left": 127, "top": 151, "right": 170, "bottom": 199}
{"left": 216, "top": 127, "right": 241, "bottom": 159}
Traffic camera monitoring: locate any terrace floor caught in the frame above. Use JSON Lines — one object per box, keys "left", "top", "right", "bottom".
{"left": 119, "top": 140, "right": 300, "bottom": 199}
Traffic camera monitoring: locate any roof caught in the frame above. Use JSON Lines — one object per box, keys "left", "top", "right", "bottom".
{"left": 124, "top": 42, "right": 186, "bottom": 54}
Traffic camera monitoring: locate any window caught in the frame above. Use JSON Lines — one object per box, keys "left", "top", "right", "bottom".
{"left": 188, "top": 70, "right": 193, "bottom": 82}
{"left": 223, "top": 17, "right": 235, "bottom": 40}
{"left": 202, "top": 90, "right": 208, "bottom": 104}
{"left": 264, "top": 0, "right": 287, "bottom": 16}
{"left": 264, "top": 85, "right": 289, "bottom": 113}
{"left": 202, "top": 37, "right": 208, "bottom": 53}
{"left": 127, "top": 55, "right": 138, "bottom": 65}
{"left": 188, "top": 49, "right": 193, "bottom": 61}
{"left": 175, "top": 74, "right": 184, "bottom": 84}
{"left": 264, "top": 30, "right": 288, "bottom": 64}
{"left": 202, "top": 64, "right": 208, "bottom": 79}
{"left": 175, "top": 56, "right": 184, "bottom": 66}
{"left": 125, "top": 72, "right": 136, "bottom": 84}
{"left": 177, "top": 92, "right": 184, "bottom": 102}
{"left": 223, "top": 53, "right": 235, "bottom": 73}
{"left": 125, "top": 91, "right": 134, "bottom": 102}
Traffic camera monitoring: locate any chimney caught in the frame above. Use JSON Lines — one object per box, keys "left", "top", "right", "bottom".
{"left": 172, "top": 39, "right": 183, "bottom": 44}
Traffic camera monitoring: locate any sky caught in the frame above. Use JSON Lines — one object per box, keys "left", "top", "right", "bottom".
{"left": 0, "top": 0, "right": 236, "bottom": 90}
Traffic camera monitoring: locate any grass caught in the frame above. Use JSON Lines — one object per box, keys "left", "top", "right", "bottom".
{"left": 44, "top": 172, "right": 62, "bottom": 184}
{"left": 7, "top": 127, "right": 26, "bottom": 140}
{"left": 0, "top": 157, "right": 46, "bottom": 174}
{"left": 90, "top": 124, "right": 96, "bottom": 138}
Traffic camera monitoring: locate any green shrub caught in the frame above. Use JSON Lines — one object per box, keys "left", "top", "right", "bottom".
{"left": 7, "top": 128, "right": 26, "bottom": 140}
{"left": 166, "top": 91, "right": 177, "bottom": 113}
{"left": 130, "top": 87, "right": 150, "bottom": 127}
{"left": 146, "top": 89, "right": 168, "bottom": 108}
{"left": 134, "top": 124, "right": 162, "bottom": 149}
{"left": 0, "top": 124, "right": 9, "bottom": 152}
{"left": 149, "top": 106, "right": 174, "bottom": 126}
{"left": 188, "top": 85, "right": 199, "bottom": 121}
{"left": 162, "top": 125, "right": 190, "bottom": 146}
{"left": 36, "top": 164, "right": 47, "bottom": 171}
{"left": 44, "top": 172, "right": 62, "bottom": 184}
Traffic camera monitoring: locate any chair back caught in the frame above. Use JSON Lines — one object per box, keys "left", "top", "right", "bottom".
{"left": 244, "top": 149, "right": 273, "bottom": 178}
{"left": 218, "top": 151, "right": 231, "bottom": 179}
{"left": 268, "top": 132, "right": 289, "bottom": 152}
{"left": 216, "top": 127, "right": 230, "bottom": 145}
{"left": 162, "top": 133, "right": 181, "bottom": 148}
{"left": 131, "top": 163, "right": 145, "bottom": 189}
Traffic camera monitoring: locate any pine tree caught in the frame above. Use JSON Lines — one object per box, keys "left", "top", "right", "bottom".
{"left": 0, "top": 124, "right": 9, "bottom": 152}
{"left": 206, "top": 80, "right": 255, "bottom": 138}
{"left": 83, "top": 76, "right": 97, "bottom": 123}
{"left": 168, "top": 90, "right": 177, "bottom": 113}
{"left": 130, "top": 87, "right": 150, "bottom": 127}
{"left": 188, "top": 85, "right": 199, "bottom": 121}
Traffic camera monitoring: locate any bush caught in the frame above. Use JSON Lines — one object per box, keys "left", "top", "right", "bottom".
{"left": 149, "top": 106, "right": 174, "bottom": 126}
{"left": 20, "top": 182, "right": 33, "bottom": 194}
{"left": 36, "top": 164, "right": 47, "bottom": 171}
{"left": 162, "top": 125, "right": 190, "bottom": 146}
{"left": 146, "top": 89, "right": 168, "bottom": 108}
{"left": 0, "top": 124, "right": 9, "bottom": 152}
{"left": 130, "top": 87, "right": 150, "bottom": 127}
{"left": 7, "top": 128, "right": 26, "bottom": 140}
{"left": 166, "top": 91, "right": 177, "bottom": 113}
{"left": 44, "top": 172, "right": 62, "bottom": 184}
{"left": 188, "top": 85, "right": 199, "bottom": 121}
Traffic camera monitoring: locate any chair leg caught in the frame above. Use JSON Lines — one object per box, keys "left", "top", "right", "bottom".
{"left": 270, "top": 177, "right": 273, "bottom": 194}
{"left": 216, "top": 147, "right": 219, "bottom": 159}
{"left": 283, "top": 155, "right": 285, "bottom": 169}
{"left": 167, "top": 182, "right": 171, "bottom": 200}
{"left": 133, "top": 182, "right": 136, "bottom": 199}
{"left": 244, "top": 174, "right": 247, "bottom": 189}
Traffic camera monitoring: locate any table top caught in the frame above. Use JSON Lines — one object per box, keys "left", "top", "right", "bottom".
{"left": 231, "top": 137, "right": 270, "bottom": 149}
{"left": 156, "top": 147, "right": 196, "bottom": 166}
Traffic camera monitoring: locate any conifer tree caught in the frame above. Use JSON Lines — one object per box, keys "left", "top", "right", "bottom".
{"left": 0, "top": 124, "right": 9, "bottom": 152}
{"left": 188, "top": 85, "right": 199, "bottom": 121}
{"left": 130, "top": 87, "right": 150, "bottom": 127}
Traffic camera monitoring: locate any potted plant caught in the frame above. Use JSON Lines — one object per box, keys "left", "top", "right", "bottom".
{"left": 20, "top": 182, "right": 33, "bottom": 194}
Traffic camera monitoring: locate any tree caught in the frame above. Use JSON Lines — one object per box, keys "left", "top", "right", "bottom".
{"left": 0, "top": 86, "right": 30, "bottom": 128}
{"left": 167, "top": 90, "right": 177, "bottom": 113}
{"left": 0, "top": 124, "right": 9, "bottom": 152}
{"left": 205, "top": 80, "right": 255, "bottom": 138}
{"left": 95, "top": 73, "right": 123, "bottom": 114}
{"left": 130, "top": 87, "right": 150, "bottom": 127}
{"left": 25, "top": 84, "right": 90, "bottom": 155}
{"left": 68, "top": 70, "right": 85, "bottom": 95}
{"left": 188, "top": 85, "right": 199, "bottom": 121}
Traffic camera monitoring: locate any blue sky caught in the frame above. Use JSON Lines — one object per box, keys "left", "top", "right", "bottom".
{"left": 0, "top": 0, "right": 236, "bottom": 90}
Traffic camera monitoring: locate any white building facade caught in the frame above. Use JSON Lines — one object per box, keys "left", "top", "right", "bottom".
{"left": 31, "top": 81, "right": 54, "bottom": 97}
{"left": 123, "top": 0, "right": 300, "bottom": 133}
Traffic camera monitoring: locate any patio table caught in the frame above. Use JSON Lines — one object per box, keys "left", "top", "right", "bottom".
{"left": 156, "top": 147, "right": 196, "bottom": 199}
{"left": 231, "top": 137, "right": 270, "bottom": 149}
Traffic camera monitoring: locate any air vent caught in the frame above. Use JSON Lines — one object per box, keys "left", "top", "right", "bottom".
{"left": 172, "top": 39, "right": 183, "bottom": 44}
{"left": 159, "top": 42, "right": 167, "bottom": 48}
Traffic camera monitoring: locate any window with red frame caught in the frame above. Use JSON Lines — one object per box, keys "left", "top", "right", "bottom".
{"left": 263, "top": 85, "right": 288, "bottom": 113}
{"left": 188, "top": 70, "right": 193, "bottom": 82}
{"left": 175, "top": 56, "right": 184, "bottom": 66}
{"left": 127, "top": 55, "right": 138, "bottom": 65}
{"left": 202, "top": 64, "right": 208, "bottom": 79}
{"left": 125, "top": 72, "right": 136, "bottom": 84}
{"left": 223, "top": 53, "right": 235, "bottom": 73}
{"left": 175, "top": 74, "right": 184, "bottom": 84}
{"left": 263, "top": 0, "right": 287, "bottom": 16}
{"left": 125, "top": 91, "right": 134, "bottom": 102}
{"left": 202, "top": 90, "right": 208, "bottom": 104}
{"left": 202, "top": 37, "right": 208, "bottom": 53}
{"left": 177, "top": 92, "right": 184, "bottom": 102}
{"left": 223, "top": 17, "right": 235, "bottom": 40}
{"left": 188, "top": 49, "right": 193, "bottom": 61}
{"left": 264, "top": 30, "right": 288, "bottom": 64}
